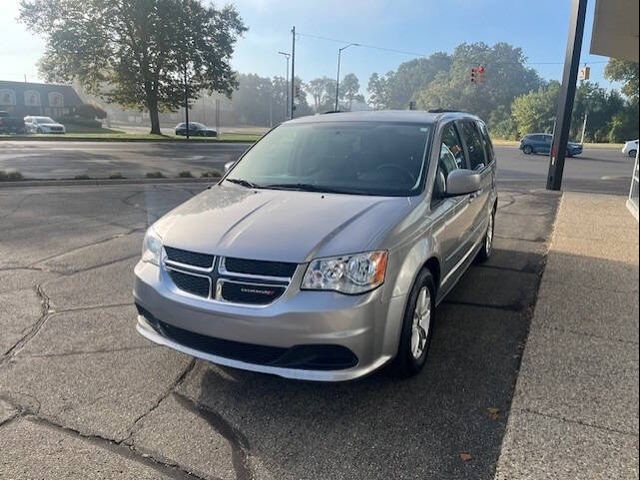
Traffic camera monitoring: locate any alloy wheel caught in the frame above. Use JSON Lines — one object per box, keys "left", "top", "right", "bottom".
{"left": 410, "top": 287, "right": 431, "bottom": 359}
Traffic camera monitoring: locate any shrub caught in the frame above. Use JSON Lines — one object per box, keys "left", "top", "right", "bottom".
{"left": 146, "top": 171, "right": 166, "bottom": 178}
{"left": 73, "top": 174, "right": 91, "bottom": 180}
{"left": 178, "top": 171, "right": 194, "bottom": 178}
{"left": 200, "top": 170, "right": 222, "bottom": 178}
{"left": 109, "top": 172, "right": 125, "bottom": 179}
{"left": 0, "top": 170, "right": 24, "bottom": 181}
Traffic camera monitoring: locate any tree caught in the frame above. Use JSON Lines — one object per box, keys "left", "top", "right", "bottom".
{"left": 20, "top": 0, "right": 246, "bottom": 134}
{"left": 511, "top": 81, "right": 561, "bottom": 136}
{"left": 367, "top": 53, "right": 452, "bottom": 110}
{"left": 417, "top": 43, "right": 542, "bottom": 126}
{"left": 340, "top": 73, "right": 363, "bottom": 111}
{"left": 304, "top": 77, "right": 337, "bottom": 112}
{"left": 604, "top": 59, "right": 639, "bottom": 103}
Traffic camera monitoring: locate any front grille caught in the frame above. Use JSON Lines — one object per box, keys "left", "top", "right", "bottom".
{"left": 218, "top": 280, "right": 286, "bottom": 305}
{"left": 224, "top": 257, "right": 297, "bottom": 278}
{"left": 165, "top": 246, "right": 214, "bottom": 269}
{"left": 168, "top": 270, "right": 210, "bottom": 297}
{"left": 162, "top": 247, "right": 295, "bottom": 305}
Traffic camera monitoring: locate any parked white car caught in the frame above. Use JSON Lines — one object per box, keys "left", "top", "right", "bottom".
{"left": 622, "top": 139, "right": 638, "bottom": 158}
{"left": 24, "top": 116, "right": 66, "bottom": 134}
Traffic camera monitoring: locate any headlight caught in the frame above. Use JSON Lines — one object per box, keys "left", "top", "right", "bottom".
{"left": 301, "top": 251, "right": 388, "bottom": 294}
{"left": 141, "top": 226, "right": 162, "bottom": 266}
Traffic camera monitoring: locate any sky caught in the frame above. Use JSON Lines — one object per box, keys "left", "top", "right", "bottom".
{"left": 0, "top": 0, "right": 615, "bottom": 93}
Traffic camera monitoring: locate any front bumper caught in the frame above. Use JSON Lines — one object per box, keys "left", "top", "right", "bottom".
{"left": 133, "top": 261, "right": 407, "bottom": 381}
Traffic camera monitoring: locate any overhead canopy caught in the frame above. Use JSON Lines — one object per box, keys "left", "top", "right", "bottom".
{"left": 590, "top": 0, "right": 639, "bottom": 61}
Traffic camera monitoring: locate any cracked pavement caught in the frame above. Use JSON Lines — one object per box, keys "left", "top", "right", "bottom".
{"left": 0, "top": 183, "right": 559, "bottom": 479}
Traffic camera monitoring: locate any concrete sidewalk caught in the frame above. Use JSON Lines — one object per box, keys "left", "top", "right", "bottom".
{"left": 495, "top": 192, "right": 639, "bottom": 479}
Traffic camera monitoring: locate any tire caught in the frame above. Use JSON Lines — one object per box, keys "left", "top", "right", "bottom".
{"left": 389, "top": 268, "right": 436, "bottom": 378}
{"left": 522, "top": 145, "right": 533, "bottom": 155}
{"left": 475, "top": 207, "right": 495, "bottom": 263}
{"left": 629, "top": 150, "right": 637, "bottom": 158}
{"left": 36, "top": 127, "right": 43, "bottom": 134}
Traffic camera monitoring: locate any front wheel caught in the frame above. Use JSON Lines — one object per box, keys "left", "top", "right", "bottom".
{"left": 629, "top": 150, "right": 637, "bottom": 158}
{"left": 389, "top": 268, "right": 436, "bottom": 378}
{"left": 522, "top": 145, "right": 533, "bottom": 155}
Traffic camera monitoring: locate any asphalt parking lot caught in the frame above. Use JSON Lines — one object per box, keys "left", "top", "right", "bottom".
{"left": 0, "top": 182, "right": 559, "bottom": 479}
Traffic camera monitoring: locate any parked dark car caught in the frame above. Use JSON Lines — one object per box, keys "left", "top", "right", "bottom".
{"left": 174, "top": 122, "right": 217, "bottom": 137}
{"left": 0, "top": 111, "right": 26, "bottom": 134}
{"left": 519, "top": 133, "right": 582, "bottom": 157}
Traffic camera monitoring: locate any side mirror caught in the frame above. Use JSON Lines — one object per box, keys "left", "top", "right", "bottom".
{"left": 224, "top": 161, "right": 235, "bottom": 173}
{"left": 446, "top": 169, "right": 481, "bottom": 196}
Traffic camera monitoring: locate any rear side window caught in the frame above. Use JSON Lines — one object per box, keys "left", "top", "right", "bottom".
{"left": 459, "top": 121, "right": 487, "bottom": 170}
{"left": 478, "top": 121, "right": 495, "bottom": 165}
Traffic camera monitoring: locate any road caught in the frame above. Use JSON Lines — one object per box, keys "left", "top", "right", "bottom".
{"left": 0, "top": 182, "right": 559, "bottom": 479}
{"left": 0, "top": 140, "right": 635, "bottom": 194}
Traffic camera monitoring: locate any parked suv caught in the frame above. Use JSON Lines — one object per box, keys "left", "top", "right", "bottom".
{"left": 134, "top": 111, "right": 498, "bottom": 381}
{"left": 520, "top": 133, "right": 582, "bottom": 157}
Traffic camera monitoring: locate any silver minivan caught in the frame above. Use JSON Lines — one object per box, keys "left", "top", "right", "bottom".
{"left": 134, "top": 110, "right": 497, "bottom": 381}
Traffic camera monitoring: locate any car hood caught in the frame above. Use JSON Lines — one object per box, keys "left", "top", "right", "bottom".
{"left": 153, "top": 183, "right": 415, "bottom": 263}
{"left": 39, "top": 123, "right": 63, "bottom": 128}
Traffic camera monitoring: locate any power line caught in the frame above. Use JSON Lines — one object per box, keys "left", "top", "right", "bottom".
{"left": 296, "top": 31, "right": 609, "bottom": 66}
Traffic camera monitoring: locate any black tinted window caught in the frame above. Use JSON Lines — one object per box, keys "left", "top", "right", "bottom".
{"left": 478, "top": 121, "right": 494, "bottom": 164}
{"left": 460, "top": 121, "right": 486, "bottom": 170}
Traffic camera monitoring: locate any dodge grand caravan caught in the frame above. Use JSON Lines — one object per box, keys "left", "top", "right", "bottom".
{"left": 134, "top": 110, "right": 497, "bottom": 381}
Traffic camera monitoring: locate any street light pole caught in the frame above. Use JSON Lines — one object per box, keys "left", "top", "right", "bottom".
{"left": 334, "top": 43, "right": 359, "bottom": 112}
{"left": 184, "top": 63, "right": 190, "bottom": 140}
{"left": 278, "top": 51, "right": 291, "bottom": 120}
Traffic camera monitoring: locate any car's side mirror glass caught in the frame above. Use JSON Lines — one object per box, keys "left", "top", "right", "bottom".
{"left": 446, "top": 169, "right": 481, "bottom": 196}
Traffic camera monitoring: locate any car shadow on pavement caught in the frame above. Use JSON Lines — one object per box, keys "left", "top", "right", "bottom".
{"left": 184, "top": 241, "right": 549, "bottom": 480}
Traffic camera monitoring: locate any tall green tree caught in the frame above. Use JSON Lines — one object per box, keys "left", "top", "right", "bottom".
{"left": 304, "top": 77, "right": 337, "bottom": 112}
{"left": 511, "top": 81, "right": 561, "bottom": 136}
{"left": 367, "top": 53, "right": 452, "bottom": 109}
{"left": 604, "top": 59, "right": 639, "bottom": 103}
{"left": 20, "top": 0, "right": 246, "bottom": 134}
{"left": 417, "top": 43, "right": 542, "bottom": 124}
{"left": 340, "top": 73, "right": 363, "bottom": 111}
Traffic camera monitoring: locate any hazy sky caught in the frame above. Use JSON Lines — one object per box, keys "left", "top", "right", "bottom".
{"left": 0, "top": 0, "right": 614, "bottom": 92}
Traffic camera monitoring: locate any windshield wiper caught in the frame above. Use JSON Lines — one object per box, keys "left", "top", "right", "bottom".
{"left": 225, "top": 178, "right": 261, "bottom": 189}
{"left": 261, "top": 183, "right": 366, "bottom": 195}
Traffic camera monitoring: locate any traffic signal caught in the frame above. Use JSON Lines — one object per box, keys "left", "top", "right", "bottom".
{"left": 477, "top": 65, "right": 485, "bottom": 83}
{"left": 470, "top": 68, "right": 477, "bottom": 83}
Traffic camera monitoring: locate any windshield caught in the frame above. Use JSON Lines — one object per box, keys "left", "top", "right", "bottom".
{"left": 226, "top": 122, "right": 431, "bottom": 196}
{"left": 35, "top": 117, "right": 55, "bottom": 124}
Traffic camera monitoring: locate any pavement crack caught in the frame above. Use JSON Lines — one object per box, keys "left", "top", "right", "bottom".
{"left": 174, "top": 392, "right": 254, "bottom": 480}
{"left": 123, "top": 359, "right": 197, "bottom": 443}
{"left": 19, "top": 414, "right": 208, "bottom": 480}
{"left": 1, "top": 284, "right": 53, "bottom": 362}
{"left": 19, "top": 345, "right": 157, "bottom": 360}
{"left": 518, "top": 407, "right": 639, "bottom": 437}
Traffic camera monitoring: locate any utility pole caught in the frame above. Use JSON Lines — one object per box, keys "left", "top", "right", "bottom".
{"left": 278, "top": 51, "right": 291, "bottom": 120}
{"left": 290, "top": 26, "right": 296, "bottom": 119}
{"left": 546, "top": 0, "right": 588, "bottom": 191}
{"left": 334, "top": 43, "right": 359, "bottom": 111}
{"left": 184, "top": 64, "right": 190, "bottom": 140}
{"left": 580, "top": 112, "right": 588, "bottom": 145}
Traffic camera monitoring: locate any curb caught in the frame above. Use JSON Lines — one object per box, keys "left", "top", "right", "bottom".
{"left": 0, "top": 177, "right": 219, "bottom": 188}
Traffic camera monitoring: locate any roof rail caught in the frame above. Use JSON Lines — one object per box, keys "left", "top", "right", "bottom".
{"left": 426, "top": 108, "right": 464, "bottom": 113}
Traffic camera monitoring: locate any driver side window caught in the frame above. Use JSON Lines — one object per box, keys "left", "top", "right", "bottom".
{"left": 433, "top": 123, "right": 464, "bottom": 201}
